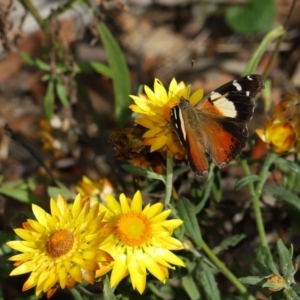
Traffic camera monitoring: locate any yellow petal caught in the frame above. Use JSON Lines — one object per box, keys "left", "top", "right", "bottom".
{"left": 143, "top": 126, "right": 163, "bottom": 138}
{"left": 131, "top": 191, "right": 142, "bottom": 212}
{"left": 31, "top": 204, "right": 48, "bottom": 226}
{"left": 150, "top": 135, "right": 167, "bottom": 152}
{"left": 135, "top": 117, "right": 155, "bottom": 128}
{"left": 110, "top": 255, "right": 128, "bottom": 287}
{"left": 150, "top": 210, "right": 171, "bottom": 223}
{"left": 70, "top": 265, "right": 82, "bottom": 282}
{"left": 189, "top": 88, "right": 204, "bottom": 106}
{"left": 106, "top": 194, "right": 121, "bottom": 215}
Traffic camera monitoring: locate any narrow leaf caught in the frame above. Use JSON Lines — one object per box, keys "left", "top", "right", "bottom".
{"left": 55, "top": 79, "right": 69, "bottom": 106}
{"left": 213, "top": 234, "right": 246, "bottom": 255}
{"left": 20, "top": 51, "right": 50, "bottom": 71}
{"left": 47, "top": 186, "right": 73, "bottom": 200}
{"left": 199, "top": 261, "right": 221, "bottom": 300}
{"left": 276, "top": 157, "right": 300, "bottom": 174}
{"left": 276, "top": 239, "right": 293, "bottom": 279}
{"left": 0, "top": 187, "right": 37, "bottom": 204}
{"left": 97, "top": 23, "right": 131, "bottom": 126}
{"left": 103, "top": 275, "right": 117, "bottom": 300}
{"left": 212, "top": 170, "right": 222, "bottom": 203}
{"left": 176, "top": 198, "right": 202, "bottom": 247}
{"left": 45, "top": 79, "right": 55, "bottom": 120}
{"left": 69, "top": 288, "right": 84, "bottom": 300}
{"left": 181, "top": 276, "right": 201, "bottom": 300}
{"left": 256, "top": 246, "right": 279, "bottom": 275}
{"left": 195, "top": 175, "right": 214, "bottom": 214}
{"left": 264, "top": 187, "right": 300, "bottom": 212}
{"left": 122, "top": 164, "right": 166, "bottom": 183}
{"left": 238, "top": 276, "right": 264, "bottom": 285}
{"left": 235, "top": 175, "right": 260, "bottom": 190}
{"left": 284, "top": 288, "right": 300, "bottom": 300}
{"left": 76, "top": 61, "right": 112, "bottom": 77}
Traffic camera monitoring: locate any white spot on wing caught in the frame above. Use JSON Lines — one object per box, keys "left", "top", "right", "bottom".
{"left": 178, "top": 109, "right": 186, "bottom": 141}
{"left": 233, "top": 80, "right": 242, "bottom": 91}
{"left": 246, "top": 91, "right": 250, "bottom": 96}
{"left": 210, "top": 92, "right": 237, "bottom": 118}
{"left": 247, "top": 76, "right": 253, "bottom": 80}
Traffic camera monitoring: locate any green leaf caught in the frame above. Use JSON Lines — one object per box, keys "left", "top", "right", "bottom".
{"left": 276, "top": 239, "right": 293, "bottom": 280}
{"left": 284, "top": 288, "right": 300, "bottom": 300}
{"left": 0, "top": 179, "right": 37, "bottom": 204}
{"left": 47, "top": 186, "right": 73, "bottom": 200}
{"left": 295, "top": 254, "right": 300, "bottom": 267}
{"left": 195, "top": 175, "right": 214, "bottom": 214}
{"left": 0, "top": 187, "right": 37, "bottom": 204}
{"left": 243, "top": 25, "right": 285, "bottom": 75}
{"left": 225, "top": 0, "right": 275, "bottom": 34}
{"left": 276, "top": 157, "right": 300, "bottom": 174}
{"left": 103, "top": 275, "right": 117, "bottom": 300}
{"left": 96, "top": 22, "right": 131, "bottom": 126}
{"left": 20, "top": 51, "right": 50, "bottom": 71}
{"left": 176, "top": 198, "right": 202, "bottom": 247}
{"left": 212, "top": 170, "right": 222, "bottom": 203}
{"left": 213, "top": 234, "right": 246, "bottom": 255}
{"left": 199, "top": 261, "right": 221, "bottom": 300}
{"left": 181, "top": 276, "right": 201, "bottom": 300}
{"left": 121, "top": 164, "right": 166, "bottom": 183}
{"left": 235, "top": 175, "right": 260, "bottom": 190}
{"left": 256, "top": 246, "right": 278, "bottom": 276}
{"left": 264, "top": 187, "right": 300, "bottom": 212}
{"left": 55, "top": 79, "right": 69, "bottom": 106}
{"left": 0, "top": 175, "right": 4, "bottom": 185}
{"left": 238, "top": 276, "right": 264, "bottom": 285}
{"left": 45, "top": 79, "right": 55, "bottom": 120}
{"left": 76, "top": 61, "right": 112, "bottom": 77}
{"left": 70, "top": 288, "right": 84, "bottom": 300}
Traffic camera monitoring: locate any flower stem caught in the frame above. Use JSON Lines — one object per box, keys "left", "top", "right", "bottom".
{"left": 241, "top": 152, "right": 277, "bottom": 251}
{"left": 201, "top": 240, "right": 256, "bottom": 300}
{"left": 21, "top": 0, "right": 45, "bottom": 30}
{"left": 164, "top": 151, "right": 174, "bottom": 205}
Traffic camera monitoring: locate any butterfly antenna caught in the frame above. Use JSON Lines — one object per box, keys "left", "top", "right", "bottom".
{"left": 189, "top": 60, "right": 194, "bottom": 86}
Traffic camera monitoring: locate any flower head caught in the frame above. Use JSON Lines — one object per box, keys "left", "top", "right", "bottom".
{"left": 129, "top": 78, "right": 203, "bottom": 157}
{"left": 76, "top": 176, "right": 114, "bottom": 202}
{"left": 109, "top": 126, "right": 164, "bottom": 175}
{"left": 264, "top": 274, "right": 285, "bottom": 291}
{"left": 7, "top": 194, "right": 114, "bottom": 298}
{"left": 256, "top": 93, "right": 300, "bottom": 154}
{"left": 97, "top": 191, "right": 185, "bottom": 294}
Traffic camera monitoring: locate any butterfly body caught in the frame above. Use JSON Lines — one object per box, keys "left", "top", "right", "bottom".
{"left": 170, "top": 74, "right": 264, "bottom": 177}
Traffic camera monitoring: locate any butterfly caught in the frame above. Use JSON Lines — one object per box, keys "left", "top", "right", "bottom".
{"left": 170, "top": 74, "right": 265, "bottom": 177}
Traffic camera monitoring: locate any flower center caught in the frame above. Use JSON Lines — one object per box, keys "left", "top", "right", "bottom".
{"left": 163, "top": 101, "right": 178, "bottom": 122}
{"left": 46, "top": 229, "right": 74, "bottom": 258}
{"left": 117, "top": 212, "right": 152, "bottom": 246}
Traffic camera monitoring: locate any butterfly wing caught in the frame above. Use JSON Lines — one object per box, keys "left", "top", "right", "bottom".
{"left": 195, "top": 74, "right": 264, "bottom": 168}
{"left": 170, "top": 74, "right": 264, "bottom": 176}
{"left": 170, "top": 105, "right": 209, "bottom": 176}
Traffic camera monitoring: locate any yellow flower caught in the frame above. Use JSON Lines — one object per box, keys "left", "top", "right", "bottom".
{"left": 264, "top": 274, "right": 285, "bottom": 291}
{"left": 256, "top": 121, "right": 297, "bottom": 153}
{"left": 7, "top": 194, "right": 114, "bottom": 298}
{"left": 129, "top": 78, "right": 203, "bottom": 157}
{"left": 97, "top": 191, "right": 185, "bottom": 294}
{"left": 76, "top": 176, "right": 114, "bottom": 202}
{"left": 256, "top": 93, "right": 300, "bottom": 154}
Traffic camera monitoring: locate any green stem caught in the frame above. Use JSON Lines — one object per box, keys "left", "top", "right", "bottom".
{"left": 21, "top": 0, "right": 45, "bottom": 30}
{"left": 164, "top": 151, "right": 174, "bottom": 205}
{"left": 241, "top": 153, "right": 277, "bottom": 251}
{"left": 201, "top": 240, "right": 256, "bottom": 300}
